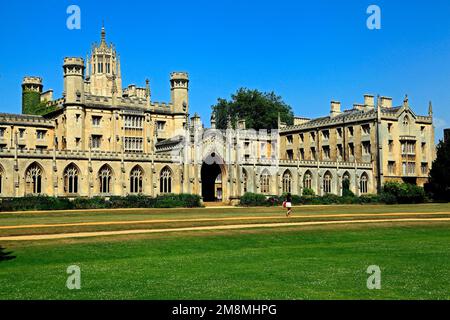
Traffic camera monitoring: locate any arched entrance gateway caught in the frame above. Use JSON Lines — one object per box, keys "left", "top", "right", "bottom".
{"left": 201, "top": 152, "right": 225, "bottom": 202}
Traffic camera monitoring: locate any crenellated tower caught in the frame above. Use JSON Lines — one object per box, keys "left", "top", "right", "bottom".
{"left": 63, "top": 57, "right": 85, "bottom": 105}
{"left": 170, "top": 72, "right": 189, "bottom": 114}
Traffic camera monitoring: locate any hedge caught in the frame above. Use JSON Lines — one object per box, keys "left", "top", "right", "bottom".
{"left": 238, "top": 184, "right": 425, "bottom": 207}
{"left": 0, "top": 194, "right": 202, "bottom": 212}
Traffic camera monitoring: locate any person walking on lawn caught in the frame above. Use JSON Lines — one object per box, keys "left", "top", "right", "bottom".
{"left": 284, "top": 193, "right": 293, "bottom": 217}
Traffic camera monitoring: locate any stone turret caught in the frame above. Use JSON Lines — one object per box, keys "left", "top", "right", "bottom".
{"left": 21, "top": 77, "right": 43, "bottom": 114}
{"left": 170, "top": 72, "right": 189, "bottom": 114}
{"left": 63, "top": 57, "right": 85, "bottom": 105}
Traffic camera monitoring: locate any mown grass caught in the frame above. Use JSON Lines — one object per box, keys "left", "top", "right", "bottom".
{"left": 1, "top": 203, "right": 449, "bottom": 227}
{"left": 0, "top": 220, "right": 449, "bottom": 299}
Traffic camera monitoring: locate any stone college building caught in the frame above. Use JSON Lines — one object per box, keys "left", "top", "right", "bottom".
{"left": 0, "top": 28, "right": 436, "bottom": 202}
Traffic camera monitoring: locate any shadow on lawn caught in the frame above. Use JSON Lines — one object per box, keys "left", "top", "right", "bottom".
{"left": 0, "top": 246, "right": 16, "bottom": 262}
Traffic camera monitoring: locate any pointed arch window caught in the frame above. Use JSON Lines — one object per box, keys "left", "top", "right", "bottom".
{"left": 323, "top": 172, "right": 332, "bottom": 194}
{"left": 282, "top": 170, "right": 292, "bottom": 194}
{"left": 99, "top": 165, "right": 112, "bottom": 194}
{"left": 303, "top": 171, "right": 312, "bottom": 190}
{"left": 130, "top": 167, "right": 143, "bottom": 194}
{"left": 25, "top": 163, "right": 43, "bottom": 195}
{"left": 160, "top": 167, "right": 172, "bottom": 194}
{"left": 0, "top": 166, "right": 3, "bottom": 195}
{"left": 260, "top": 170, "right": 270, "bottom": 194}
{"left": 64, "top": 165, "right": 79, "bottom": 194}
{"left": 242, "top": 169, "right": 248, "bottom": 193}
{"left": 360, "top": 174, "right": 369, "bottom": 194}
{"left": 403, "top": 116, "right": 409, "bottom": 127}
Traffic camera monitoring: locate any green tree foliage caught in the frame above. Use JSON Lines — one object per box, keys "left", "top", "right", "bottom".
{"left": 342, "top": 179, "right": 355, "bottom": 197}
{"left": 381, "top": 182, "right": 426, "bottom": 204}
{"left": 211, "top": 88, "right": 294, "bottom": 130}
{"left": 0, "top": 246, "right": 16, "bottom": 262}
{"left": 428, "top": 139, "right": 450, "bottom": 201}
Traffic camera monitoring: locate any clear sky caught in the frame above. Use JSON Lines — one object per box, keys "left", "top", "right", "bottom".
{"left": 0, "top": 0, "right": 449, "bottom": 140}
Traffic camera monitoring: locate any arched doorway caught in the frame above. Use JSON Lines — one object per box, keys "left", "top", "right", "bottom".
{"left": 201, "top": 153, "right": 224, "bottom": 202}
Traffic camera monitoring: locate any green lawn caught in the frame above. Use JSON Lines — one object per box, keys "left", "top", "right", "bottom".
{"left": 1, "top": 207, "right": 450, "bottom": 299}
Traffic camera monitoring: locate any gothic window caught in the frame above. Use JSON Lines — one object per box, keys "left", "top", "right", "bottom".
{"left": 403, "top": 116, "right": 409, "bottom": 127}
{"left": 282, "top": 170, "right": 292, "bottom": 194}
{"left": 260, "top": 170, "right": 270, "bottom": 194}
{"left": 130, "top": 166, "right": 143, "bottom": 194}
{"left": 64, "top": 164, "right": 79, "bottom": 194}
{"left": 360, "top": 173, "right": 369, "bottom": 194}
{"left": 160, "top": 167, "right": 172, "bottom": 194}
{"left": 303, "top": 171, "right": 312, "bottom": 190}
{"left": 323, "top": 171, "right": 332, "bottom": 194}
{"left": 99, "top": 165, "right": 113, "bottom": 194}
{"left": 25, "top": 163, "right": 43, "bottom": 195}
{"left": 0, "top": 166, "right": 3, "bottom": 195}
{"left": 242, "top": 169, "right": 248, "bottom": 193}
{"left": 342, "top": 172, "right": 350, "bottom": 194}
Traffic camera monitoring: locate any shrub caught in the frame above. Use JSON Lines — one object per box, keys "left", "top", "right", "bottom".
{"left": 303, "top": 188, "right": 315, "bottom": 196}
{"left": 342, "top": 179, "right": 355, "bottom": 198}
{"left": 382, "top": 182, "right": 426, "bottom": 204}
{"left": 359, "top": 194, "right": 380, "bottom": 204}
{"left": 240, "top": 193, "right": 268, "bottom": 207}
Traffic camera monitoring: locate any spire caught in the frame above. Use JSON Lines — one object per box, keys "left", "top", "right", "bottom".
{"left": 101, "top": 23, "right": 106, "bottom": 44}
{"left": 428, "top": 101, "right": 433, "bottom": 116}
{"left": 403, "top": 94, "right": 409, "bottom": 108}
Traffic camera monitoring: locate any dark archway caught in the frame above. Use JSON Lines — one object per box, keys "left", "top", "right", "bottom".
{"left": 201, "top": 153, "right": 224, "bottom": 202}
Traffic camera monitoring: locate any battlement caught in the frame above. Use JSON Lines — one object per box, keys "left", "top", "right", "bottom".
{"left": 170, "top": 72, "right": 189, "bottom": 80}
{"left": 63, "top": 57, "right": 85, "bottom": 66}
{"left": 22, "top": 76, "right": 43, "bottom": 86}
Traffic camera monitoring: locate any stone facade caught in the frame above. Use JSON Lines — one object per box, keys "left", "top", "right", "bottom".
{"left": 0, "top": 27, "right": 436, "bottom": 201}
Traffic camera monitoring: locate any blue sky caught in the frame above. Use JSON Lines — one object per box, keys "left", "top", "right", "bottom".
{"left": 0, "top": 0, "right": 449, "bottom": 140}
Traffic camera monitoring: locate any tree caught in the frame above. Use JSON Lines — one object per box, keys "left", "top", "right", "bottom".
{"left": 211, "top": 88, "right": 294, "bottom": 130}
{"left": 428, "top": 138, "right": 450, "bottom": 202}
{"left": 0, "top": 246, "right": 15, "bottom": 262}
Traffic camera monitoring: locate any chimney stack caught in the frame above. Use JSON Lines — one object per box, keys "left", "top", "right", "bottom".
{"left": 380, "top": 96, "right": 393, "bottom": 108}
{"left": 364, "top": 94, "right": 375, "bottom": 110}
{"left": 330, "top": 101, "right": 341, "bottom": 117}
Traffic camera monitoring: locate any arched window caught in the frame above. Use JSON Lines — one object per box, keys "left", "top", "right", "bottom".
{"left": 242, "top": 169, "right": 248, "bottom": 193}
{"left": 260, "top": 170, "right": 270, "bottom": 194}
{"left": 99, "top": 165, "right": 113, "bottom": 194}
{"left": 160, "top": 167, "right": 172, "bottom": 194}
{"left": 64, "top": 164, "right": 79, "bottom": 194}
{"left": 282, "top": 170, "right": 292, "bottom": 194}
{"left": 303, "top": 171, "right": 312, "bottom": 189}
{"left": 360, "top": 173, "right": 369, "bottom": 194}
{"left": 0, "top": 166, "right": 3, "bottom": 195}
{"left": 130, "top": 166, "right": 143, "bottom": 194}
{"left": 342, "top": 172, "right": 350, "bottom": 194}
{"left": 25, "top": 163, "right": 43, "bottom": 195}
{"left": 403, "top": 116, "right": 409, "bottom": 127}
{"left": 323, "top": 171, "right": 332, "bottom": 194}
